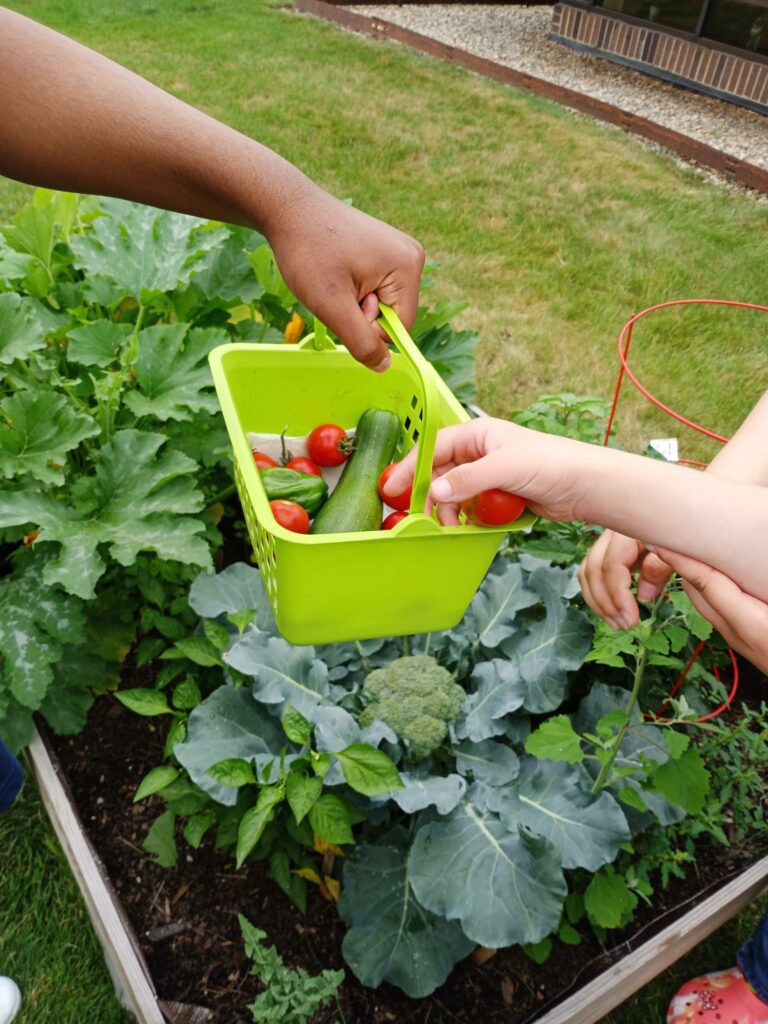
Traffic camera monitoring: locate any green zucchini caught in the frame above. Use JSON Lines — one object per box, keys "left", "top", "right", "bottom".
{"left": 310, "top": 408, "right": 401, "bottom": 534}
{"left": 259, "top": 467, "right": 328, "bottom": 517}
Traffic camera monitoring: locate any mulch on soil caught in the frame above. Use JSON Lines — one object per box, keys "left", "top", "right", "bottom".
{"left": 49, "top": 667, "right": 768, "bottom": 1024}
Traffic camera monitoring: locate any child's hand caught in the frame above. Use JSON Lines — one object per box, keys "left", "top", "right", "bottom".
{"left": 578, "top": 530, "right": 673, "bottom": 630}
{"left": 382, "top": 418, "right": 594, "bottom": 526}
{"left": 650, "top": 546, "right": 768, "bottom": 675}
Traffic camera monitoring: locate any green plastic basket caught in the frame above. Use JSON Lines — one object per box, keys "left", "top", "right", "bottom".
{"left": 208, "top": 304, "right": 535, "bottom": 645}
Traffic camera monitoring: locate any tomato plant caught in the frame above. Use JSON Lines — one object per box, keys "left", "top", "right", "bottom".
{"left": 307, "top": 424, "right": 351, "bottom": 468}
{"left": 285, "top": 456, "right": 322, "bottom": 477}
{"left": 382, "top": 510, "right": 409, "bottom": 530}
{"left": 378, "top": 464, "right": 412, "bottom": 512}
{"left": 269, "top": 499, "right": 310, "bottom": 534}
{"left": 253, "top": 451, "right": 278, "bottom": 469}
{"left": 461, "top": 489, "right": 526, "bottom": 526}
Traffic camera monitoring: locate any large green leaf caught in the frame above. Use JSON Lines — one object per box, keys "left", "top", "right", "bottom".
{"left": 0, "top": 391, "right": 98, "bottom": 484}
{"left": 339, "top": 828, "right": 474, "bottom": 997}
{"left": 226, "top": 635, "right": 330, "bottom": 716}
{"left": 453, "top": 738, "right": 520, "bottom": 786}
{"left": 174, "top": 686, "right": 285, "bottom": 806}
{"left": 70, "top": 199, "right": 229, "bottom": 302}
{"left": 390, "top": 772, "right": 466, "bottom": 815}
{"left": 410, "top": 802, "right": 567, "bottom": 947}
{"left": 465, "top": 560, "right": 538, "bottom": 649}
{"left": 455, "top": 659, "right": 526, "bottom": 742}
{"left": 0, "top": 292, "right": 47, "bottom": 363}
{"left": 66, "top": 320, "right": 133, "bottom": 368}
{"left": 124, "top": 323, "right": 227, "bottom": 422}
{"left": 499, "top": 757, "right": 631, "bottom": 871}
{"left": 502, "top": 604, "right": 592, "bottom": 713}
{"left": 189, "top": 225, "right": 265, "bottom": 302}
{"left": 0, "top": 553, "right": 88, "bottom": 710}
{"left": 189, "top": 562, "right": 276, "bottom": 633}
{"left": 573, "top": 684, "right": 683, "bottom": 828}
{"left": 0, "top": 429, "right": 210, "bottom": 598}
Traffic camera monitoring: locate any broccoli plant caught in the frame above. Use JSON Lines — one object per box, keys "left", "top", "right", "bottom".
{"left": 357, "top": 655, "right": 465, "bottom": 760}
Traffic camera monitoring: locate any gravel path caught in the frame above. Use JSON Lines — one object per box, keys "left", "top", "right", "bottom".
{"left": 348, "top": 5, "right": 768, "bottom": 177}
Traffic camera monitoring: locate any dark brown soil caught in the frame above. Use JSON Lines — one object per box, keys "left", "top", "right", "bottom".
{"left": 49, "top": 660, "right": 768, "bottom": 1024}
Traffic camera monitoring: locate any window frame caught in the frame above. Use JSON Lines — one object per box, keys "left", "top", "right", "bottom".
{"left": 562, "top": 0, "right": 768, "bottom": 64}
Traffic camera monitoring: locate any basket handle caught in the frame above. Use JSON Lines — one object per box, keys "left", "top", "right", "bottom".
{"left": 376, "top": 303, "right": 440, "bottom": 517}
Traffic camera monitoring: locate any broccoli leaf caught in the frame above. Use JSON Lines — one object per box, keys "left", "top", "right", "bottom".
{"left": 455, "top": 659, "right": 526, "bottom": 742}
{"left": 465, "top": 561, "right": 538, "bottom": 649}
{"left": 499, "top": 757, "right": 631, "bottom": 870}
{"left": 502, "top": 605, "right": 592, "bottom": 713}
{"left": 227, "top": 635, "right": 330, "bottom": 716}
{"left": 339, "top": 828, "right": 474, "bottom": 997}
{"left": 391, "top": 773, "right": 467, "bottom": 816}
{"left": 174, "top": 686, "right": 285, "bottom": 806}
{"left": 189, "top": 562, "right": 276, "bottom": 631}
{"left": 410, "top": 802, "right": 567, "bottom": 947}
{"left": 454, "top": 738, "right": 520, "bottom": 786}
{"left": 0, "top": 390, "right": 98, "bottom": 484}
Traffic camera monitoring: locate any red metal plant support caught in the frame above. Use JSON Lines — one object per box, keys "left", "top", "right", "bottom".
{"left": 603, "top": 299, "right": 768, "bottom": 722}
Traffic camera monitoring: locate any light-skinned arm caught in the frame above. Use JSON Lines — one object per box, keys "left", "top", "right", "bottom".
{"left": 384, "top": 417, "right": 768, "bottom": 605}
{"left": 580, "top": 389, "right": 768, "bottom": 626}
{"left": 0, "top": 6, "right": 424, "bottom": 370}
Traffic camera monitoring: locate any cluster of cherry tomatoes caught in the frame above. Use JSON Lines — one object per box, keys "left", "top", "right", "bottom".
{"left": 254, "top": 422, "right": 525, "bottom": 533}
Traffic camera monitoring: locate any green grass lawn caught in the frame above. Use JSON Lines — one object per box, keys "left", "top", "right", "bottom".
{"left": 0, "top": 776, "right": 131, "bottom": 1024}
{"left": 1, "top": 2, "right": 767, "bottom": 1020}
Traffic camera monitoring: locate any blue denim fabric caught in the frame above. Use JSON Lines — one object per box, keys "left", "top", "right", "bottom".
{"left": 738, "top": 913, "right": 768, "bottom": 1004}
{"left": 0, "top": 737, "right": 23, "bottom": 812}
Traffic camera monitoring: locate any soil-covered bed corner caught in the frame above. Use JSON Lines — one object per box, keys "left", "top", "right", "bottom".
{"left": 47, "top": 656, "right": 768, "bottom": 1024}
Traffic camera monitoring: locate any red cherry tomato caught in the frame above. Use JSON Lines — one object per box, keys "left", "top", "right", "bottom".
{"left": 307, "top": 424, "right": 350, "bottom": 468}
{"left": 269, "top": 499, "right": 310, "bottom": 534}
{"left": 253, "top": 450, "right": 278, "bottom": 469}
{"left": 285, "top": 456, "right": 322, "bottom": 477}
{"left": 378, "top": 463, "right": 412, "bottom": 512}
{"left": 382, "top": 510, "right": 409, "bottom": 530}
{"left": 461, "top": 489, "right": 526, "bottom": 526}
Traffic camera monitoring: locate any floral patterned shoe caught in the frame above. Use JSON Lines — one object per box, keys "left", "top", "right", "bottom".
{"left": 667, "top": 967, "right": 768, "bottom": 1024}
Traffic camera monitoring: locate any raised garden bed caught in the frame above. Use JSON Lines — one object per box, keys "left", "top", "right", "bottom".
{"left": 29, "top": 672, "right": 768, "bottom": 1024}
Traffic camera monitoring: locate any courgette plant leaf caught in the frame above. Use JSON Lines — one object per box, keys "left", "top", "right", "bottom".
{"left": 124, "top": 323, "right": 228, "bottom": 422}
{"left": 0, "top": 552, "right": 88, "bottom": 711}
{"left": 70, "top": 199, "right": 229, "bottom": 303}
{"left": 410, "top": 801, "right": 567, "bottom": 948}
{"left": 339, "top": 827, "right": 474, "bottom": 997}
{"left": 0, "top": 292, "right": 47, "bottom": 364}
{"left": 174, "top": 686, "right": 285, "bottom": 806}
{"left": 188, "top": 225, "right": 266, "bottom": 304}
{"left": 0, "top": 429, "right": 209, "bottom": 599}
{"left": 66, "top": 320, "right": 133, "bottom": 368}
{"left": 0, "top": 390, "right": 99, "bottom": 484}
{"left": 499, "top": 757, "right": 631, "bottom": 871}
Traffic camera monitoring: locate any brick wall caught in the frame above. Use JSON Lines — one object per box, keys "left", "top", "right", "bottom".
{"left": 551, "top": 4, "right": 768, "bottom": 114}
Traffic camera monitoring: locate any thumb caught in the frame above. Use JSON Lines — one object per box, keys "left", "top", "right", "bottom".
{"left": 636, "top": 551, "right": 673, "bottom": 603}
{"left": 430, "top": 449, "right": 514, "bottom": 506}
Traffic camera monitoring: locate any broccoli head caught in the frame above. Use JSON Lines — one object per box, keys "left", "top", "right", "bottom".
{"left": 358, "top": 654, "right": 465, "bottom": 760}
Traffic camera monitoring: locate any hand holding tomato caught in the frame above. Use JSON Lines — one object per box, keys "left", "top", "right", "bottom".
{"left": 381, "top": 417, "right": 597, "bottom": 527}
{"left": 378, "top": 463, "right": 412, "bottom": 512}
